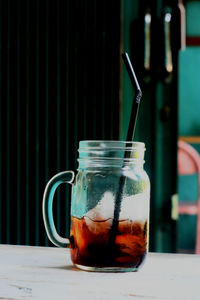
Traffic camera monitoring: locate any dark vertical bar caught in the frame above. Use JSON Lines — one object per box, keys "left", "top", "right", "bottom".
{"left": 25, "top": 0, "right": 30, "bottom": 245}
{"left": 74, "top": 1, "right": 78, "bottom": 162}
{"left": 83, "top": 1, "right": 87, "bottom": 140}
{"left": 65, "top": 0, "right": 69, "bottom": 170}
{"left": 65, "top": 0, "right": 70, "bottom": 237}
{"left": 17, "top": 0, "right": 21, "bottom": 244}
{"left": 101, "top": 1, "right": 106, "bottom": 140}
{"left": 6, "top": 0, "right": 10, "bottom": 244}
{"left": 0, "top": 0, "right": 2, "bottom": 243}
{"left": 35, "top": 0, "right": 40, "bottom": 245}
{"left": 110, "top": 0, "right": 115, "bottom": 139}
{"left": 45, "top": 0, "right": 49, "bottom": 246}
{"left": 93, "top": 0, "right": 97, "bottom": 138}
{"left": 56, "top": 0, "right": 61, "bottom": 232}
{"left": 115, "top": 0, "right": 121, "bottom": 140}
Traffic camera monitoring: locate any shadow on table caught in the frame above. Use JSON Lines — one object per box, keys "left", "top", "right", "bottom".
{"left": 44, "top": 265, "right": 80, "bottom": 271}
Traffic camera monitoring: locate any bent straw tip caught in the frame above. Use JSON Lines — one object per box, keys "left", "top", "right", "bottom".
{"left": 121, "top": 52, "right": 129, "bottom": 61}
{"left": 122, "top": 52, "right": 141, "bottom": 92}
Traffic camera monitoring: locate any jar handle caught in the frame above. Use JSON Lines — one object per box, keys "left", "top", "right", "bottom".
{"left": 42, "top": 170, "right": 75, "bottom": 247}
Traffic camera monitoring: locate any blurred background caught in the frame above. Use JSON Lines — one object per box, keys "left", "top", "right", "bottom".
{"left": 1, "top": 0, "right": 200, "bottom": 253}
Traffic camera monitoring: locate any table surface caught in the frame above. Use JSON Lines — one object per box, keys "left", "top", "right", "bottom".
{"left": 0, "top": 245, "right": 200, "bottom": 300}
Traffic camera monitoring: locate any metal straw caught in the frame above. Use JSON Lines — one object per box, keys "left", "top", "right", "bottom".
{"left": 109, "top": 52, "right": 142, "bottom": 248}
{"left": 122, "top": 52, "right": 142, "bottom": 145}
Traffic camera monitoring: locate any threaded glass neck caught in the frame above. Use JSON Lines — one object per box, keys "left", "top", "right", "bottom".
{"left": 78, "top": 140, "right": 145, "bottom": 169}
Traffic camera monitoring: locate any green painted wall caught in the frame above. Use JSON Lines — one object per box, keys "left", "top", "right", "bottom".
{"left": 186, "top": 1, "right": 200, "bottom": 36}
{"left": 178, "top": 47, "right": 200, "bottom": 136}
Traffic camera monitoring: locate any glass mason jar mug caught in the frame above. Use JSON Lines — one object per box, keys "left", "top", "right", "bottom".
{"left": 43, "top": 141, "right": 150, "bottom": 272}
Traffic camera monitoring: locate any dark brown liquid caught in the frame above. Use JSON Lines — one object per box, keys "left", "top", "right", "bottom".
{"left": 70, "top": 216, "right": 147, "bottom": 269}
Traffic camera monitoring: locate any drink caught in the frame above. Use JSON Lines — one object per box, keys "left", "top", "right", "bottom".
{"left": 70, "top": 216, "right": 147, "bottom": 270}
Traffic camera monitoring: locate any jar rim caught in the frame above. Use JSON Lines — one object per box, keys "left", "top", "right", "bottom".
{"left": 79, "top": 140, "right": 145, "bottom": 150}
{"left": 78, "top": 141, "right": 145, "bottom": 168}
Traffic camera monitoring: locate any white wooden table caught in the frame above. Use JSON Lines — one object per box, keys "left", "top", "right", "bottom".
{"left": 0, "top": 245, "right": 200, "bottom": 300}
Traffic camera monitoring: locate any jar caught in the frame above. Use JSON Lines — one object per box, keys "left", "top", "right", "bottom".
{"left": 43, "top": 140, "right": 150, "bottom": 272}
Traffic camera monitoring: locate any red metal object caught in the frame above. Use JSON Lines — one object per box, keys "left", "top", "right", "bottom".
{"left": 186, "top": 37, "right": 200, "bottom": 46}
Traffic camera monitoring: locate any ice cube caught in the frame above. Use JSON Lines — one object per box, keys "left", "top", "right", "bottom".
{"left": 85, "top": 191, "right": 115, "bottom": 221}
{"left": 84, "top": 191, "right": 114, "bottom": 234}
{"left": 119, "top": 192, "right": 149, "bottom": 222}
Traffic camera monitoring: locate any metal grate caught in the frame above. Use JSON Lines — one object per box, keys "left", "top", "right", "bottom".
{"left": 0, "top": 0, "right": 120, "bottom": 246}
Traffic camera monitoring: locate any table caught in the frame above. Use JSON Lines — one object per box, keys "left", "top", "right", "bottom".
{"left": 0, "top": 245, "right": 200, "bottom": 300}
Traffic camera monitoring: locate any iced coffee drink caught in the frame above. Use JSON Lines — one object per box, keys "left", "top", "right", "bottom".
{"left": 70, "top": 191, "right": 148, "bottom": 271}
